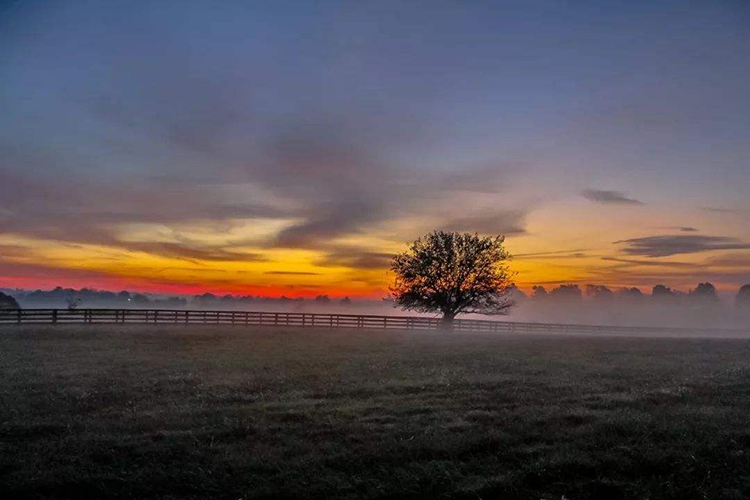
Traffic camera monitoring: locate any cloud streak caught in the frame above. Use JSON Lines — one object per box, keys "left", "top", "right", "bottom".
{"left": 265, "top": 271, "right": 321, "bottom": 276}
{"left": 582, "top": 189, "right": 643, "bottom": 205}
{"left": 657, "top": 226, "right": 698, "bottom": 232}
{"left": 601, "top": 256, "right": 701, "bottom": 268}
{"left": 616, "top": 235, "right": 750, "bottom": 257}
{"left": 122, "top": 242, "right": 265, "bottom": 263}
{"left": 314, "top": 249, "right": 394, "bottom": 269}
{"left": 441, "top": 210, "right": 527, "bottom": 235}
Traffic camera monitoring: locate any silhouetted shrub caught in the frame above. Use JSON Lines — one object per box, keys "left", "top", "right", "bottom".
{"left": 0, "top": 292, "right": 20, "bottom": 310}
{"left": 586, "top": 285, "right": 613, "bottom": 300}
{"left": 736, "top": 285, "right": 750, "bottom": 308}
{"left": 549, "top": 284, "right": 582, "bottom": 301}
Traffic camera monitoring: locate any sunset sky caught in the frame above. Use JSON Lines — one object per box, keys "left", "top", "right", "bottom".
{"left": 1, "top": 1, "right": 749, "bottom": 298}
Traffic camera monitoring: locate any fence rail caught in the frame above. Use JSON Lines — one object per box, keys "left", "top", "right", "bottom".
{"left": 0, "top": 308, "right": 747, "bottom": 336}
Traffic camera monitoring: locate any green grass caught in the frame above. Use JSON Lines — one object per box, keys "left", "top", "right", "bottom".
{"left": 2, "top": 325, "right": 750, "bottom": 499}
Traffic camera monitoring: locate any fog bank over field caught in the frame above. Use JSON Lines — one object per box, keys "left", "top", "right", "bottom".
{"left": 497, "top": 284, "right": 750, "bottom": 330}
{"left": 507, "top": 292, "right": 750, "bottom": 330}
{"left": 4, "top": 283, "right": 750, "bottom": 330}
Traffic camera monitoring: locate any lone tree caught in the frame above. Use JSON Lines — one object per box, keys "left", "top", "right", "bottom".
{"left": 389, "top": 231, "right": 515, "bottom": 328}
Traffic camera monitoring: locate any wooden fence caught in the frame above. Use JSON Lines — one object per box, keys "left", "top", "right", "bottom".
{"left": 0, "top": 308, "right": 747, "bottom": 336}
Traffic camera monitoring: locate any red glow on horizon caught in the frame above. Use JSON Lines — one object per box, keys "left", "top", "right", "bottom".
{"left": 0, "top": 274, "right": 386, "bottom": 300}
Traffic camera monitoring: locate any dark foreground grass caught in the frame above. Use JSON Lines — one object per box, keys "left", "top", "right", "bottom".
{"left": 1, "top": 326, "right": 750, "bottom": 499}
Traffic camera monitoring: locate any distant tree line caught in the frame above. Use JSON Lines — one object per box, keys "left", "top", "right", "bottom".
{"left": 10, "top": 287, "right": 188, "bottom": 308}
{"left": 3, "top": 287, "right": 356, "bottom": 309}
{"left": 529, "top": 282, "right": 750, "bottom": 308}
{"left": 3, "top": 282, "right": 750, "bottom": 312}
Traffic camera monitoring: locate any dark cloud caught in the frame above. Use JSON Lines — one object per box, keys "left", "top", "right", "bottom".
{"left": 121, "top": 242, "right": 265, "bottom": 263}
{"left": 273, "top": 200, "right": 386, "bottom": 248}
{"left": 616, "top": 235, "right": 750, "bottom": 257}
{"left": 531, "top": 279, "right": 590, "bottom": 286}
{"left": 441, "top": 210, "right": 527, "bottom": 235}
{"left": 701, "top": 207, "right": 739, "bottom": 214}
{"left": 1, "top": 2, "right": 538, "bottom": 270}
{"left": 601, "top": 256, "right": 702, "bottom": 268}
{"left": 0, "top": 169, "right": 289, "bottom": 248}
{"left": 518, "top": 252, "right": 589, "bottom": 260}
{"left": 656, "top": 226, "right": 698, "bottom": 232}
{"left": 248, "top": 123, "right": 530, "bottom": 248}
{"left": 2, "top": 130, "right": 530, "bottom": 268}
{"left": 515, "top": 249, "right": 590, "bottom": 259}
{"left": 0, "top": 1, "right": 536, "bottom": 261}
{"left": 315, "top": 249, "right": 393, "bottom": 269}
{"left": 582, "top": 189, "right": 643, "bottom": 205}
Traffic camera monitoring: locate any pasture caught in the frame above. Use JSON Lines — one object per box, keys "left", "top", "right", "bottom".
{"left": 2, "top": 325, "right": 750, "bottom": 499}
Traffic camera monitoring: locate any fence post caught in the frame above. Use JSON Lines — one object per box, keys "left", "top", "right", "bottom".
{"left": 52, "top": 309, "right": 57, "bottom": 324}
{"left": 17, "top": 309, "right": 22, "bottom": 324}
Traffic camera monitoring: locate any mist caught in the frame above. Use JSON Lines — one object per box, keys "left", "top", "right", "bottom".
{"left": 502, "top": 284, "right": 750, "bottom": 330}
{"left": 6, "top": 283, "right": 750, "bottom": 331}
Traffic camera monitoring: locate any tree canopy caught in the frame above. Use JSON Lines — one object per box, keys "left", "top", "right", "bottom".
{"left": 0, "top": 292, "right": 20, "bottom": 310}
{"left": 737, "top": 285, "right": 750, "bottom": 308}
{"left": 389, "top": 231, "right": 515, "bottom": 324}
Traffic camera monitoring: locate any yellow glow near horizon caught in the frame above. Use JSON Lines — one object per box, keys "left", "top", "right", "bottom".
{"left": 2, "top": 196, "right": 749, "bottom": 296}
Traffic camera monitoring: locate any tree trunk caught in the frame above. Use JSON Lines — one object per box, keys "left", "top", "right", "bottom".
{"left": 441, "top": 312, "right": 455, "bottom": 332}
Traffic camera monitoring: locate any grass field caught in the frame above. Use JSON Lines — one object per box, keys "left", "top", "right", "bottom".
{"left": 2, "top": 325, "right": 750, "bottom": 499}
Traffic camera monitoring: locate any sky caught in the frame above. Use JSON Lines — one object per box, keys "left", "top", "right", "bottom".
{"left": 1, "top": 0, "right": 749, "bottom": 298}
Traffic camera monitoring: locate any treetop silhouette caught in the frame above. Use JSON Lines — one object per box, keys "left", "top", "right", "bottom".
{"left": 389, "top": 231, "right": 515, "bottom": 327}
